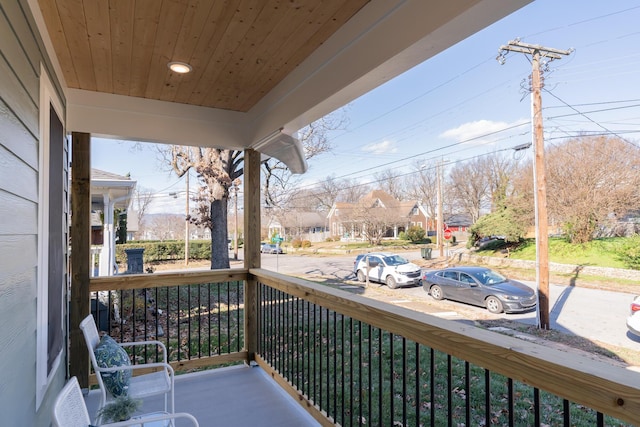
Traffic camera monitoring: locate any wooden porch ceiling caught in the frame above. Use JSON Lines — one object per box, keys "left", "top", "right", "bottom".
{"left": 31, "top": 0, "right": 532, "bottom": 172}
{"left": 36, "top": 0, "right": 369, "bottom": 113}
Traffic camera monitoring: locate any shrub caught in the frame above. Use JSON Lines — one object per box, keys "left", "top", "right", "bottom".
{"left": 115, "top": 240, "right": 212, "bottom": 264}
{"left": 406, "top": 226, "right": 426, "bottom": 243}
{"left": 301, "top": 240, "right": 311, "bottom": 248}
{"left": 291, "top": 239, "right": 302, "bottom": 248}
{"left": 616, "top": 235, "right": 640, "bottom": 270}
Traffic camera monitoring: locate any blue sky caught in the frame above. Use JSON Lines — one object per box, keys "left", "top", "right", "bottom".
{"left": 92, "top": 0, "right": 640, "bottom": 213}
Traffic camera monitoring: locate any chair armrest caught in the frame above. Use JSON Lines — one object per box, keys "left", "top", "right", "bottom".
{"left": 119, "top": 340, "right": 168, "bottom": 363}
{"left": 102, "top": 412, "right": 199, "bottom": 426}
{"left": 94, "top": 362, "right": 175, "bottom": 377}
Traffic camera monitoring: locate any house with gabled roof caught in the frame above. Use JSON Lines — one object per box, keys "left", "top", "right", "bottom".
{"left": 327, "top": 190, "right": 430, "bottom": 240}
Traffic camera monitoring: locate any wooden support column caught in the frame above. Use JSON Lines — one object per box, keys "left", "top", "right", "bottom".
{"left": 244, "top": 149, "right": 261, "bottom": 361}
{"left": 70, "top": 132, "right": 91, "bottom": 388}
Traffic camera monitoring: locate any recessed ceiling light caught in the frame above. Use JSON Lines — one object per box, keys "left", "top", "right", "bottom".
{"left": 168, "top": 62, "right": 192, "bottom": 74}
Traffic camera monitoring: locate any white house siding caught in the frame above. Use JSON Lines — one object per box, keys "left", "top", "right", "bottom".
{"left": 0, "top": 0, "right": 67, "bottom": 425}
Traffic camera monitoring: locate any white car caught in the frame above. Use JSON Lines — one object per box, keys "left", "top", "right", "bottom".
{"left": 353, "top": 252, "right": 421, "bottom": 289}
{"left": 626, "top": 296, "right": 640, "bottom": 337}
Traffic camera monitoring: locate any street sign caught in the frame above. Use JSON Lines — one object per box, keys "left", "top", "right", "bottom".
{"left": 443, "top": 228, "right": 453, "bottom": 240}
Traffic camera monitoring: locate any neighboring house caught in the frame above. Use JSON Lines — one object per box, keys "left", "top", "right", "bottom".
{"left": 263, "top": 212, "right": 284, "bottom": 242}
{"left": 327, "top": 190, "right": 430, "bottom": 240}
{"left": 404, "top": 201, "right": 433, "bottom": 231}
{"left": 126, "top": 210, "right": 139, "bottom": 241}
{"left": 444, "top": 214, "right": 473, "bottom": 233}
{"left": 90, "top": 169, "right": 136, "bottom": 276}
{"left": 0, "top": 1, "right": 530, "bottom": 425}
{"left": 266, "top": 211, "right": 328, "bottom": 242}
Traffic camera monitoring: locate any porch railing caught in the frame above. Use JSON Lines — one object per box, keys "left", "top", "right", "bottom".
{"left": 88, "top": 269, "right": 640, "bottom": 426}
{"left": 89, "top": 270, "right": 247, "bottom": 377}
{"left": 254, "top": 269, "right": 639, "bottom": 427}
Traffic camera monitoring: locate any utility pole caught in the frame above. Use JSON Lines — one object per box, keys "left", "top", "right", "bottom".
{"left": 498, "top": 40, "right": 572, "bottom": 330}
{"left": 185, "top": 171, "right": 190, "bottom": 265}
{"left": 436, "top": 160, "right": 444, "bottom": 258}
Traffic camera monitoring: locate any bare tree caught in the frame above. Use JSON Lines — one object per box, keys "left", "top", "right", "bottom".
{"left": 263, "top": 112, "right": 348, "bottom": 209}
{"left": 299, "top": 176, "right": 369, "bottom": 213}
{"left": 132, "top": 187, "right": 154, "bottom": 238}
{"left": 344, "top": 200, "right": 399, "bottom": 245}
{"left": 149, "top": 214, "right": 185, "bottom": 241}
{"left": 446, "top": 158, "right": 491, "bottom": 223}
{"left": 545, "top": 136, "right": 640, "bottom": 243}
{"left": 338, "top": 178, "right": 371, "bottom": 203}
{"left": 308, "top": 176, "right": 344, "bottom": 212}
{"left": 165, "top": 110, "right": 346, "bottom": 268}
{"left": 168, "top": 147, "right": 241, "bottom": 269}
{"left": 404, "top": 160, "right": 438, "bottom": 229}
{"left": 483, "top": 153, "right": 517, "bottom": 210}
{"left": 374, "top": 169, "right": 405, "bottom": 200}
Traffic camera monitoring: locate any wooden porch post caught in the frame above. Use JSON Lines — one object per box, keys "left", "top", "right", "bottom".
{"left": 244, "top": 149, "right": 260, "bottom": 361}
{"left": 70, "top": 132, "right": 91, "bottom": 388}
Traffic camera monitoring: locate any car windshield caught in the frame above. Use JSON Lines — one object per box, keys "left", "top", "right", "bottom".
{"left": 473, "top": 269, "right": 507, "bottom": 286}
{"left": 383, "top": 255, "right": 409, "bottom": 266}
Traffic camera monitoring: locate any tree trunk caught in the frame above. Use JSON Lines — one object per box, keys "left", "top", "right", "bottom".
{"left": 210, "top": 199, "right": 230, "bottom": 269}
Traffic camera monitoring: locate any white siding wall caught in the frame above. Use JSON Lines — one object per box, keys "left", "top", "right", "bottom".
{"left": 0, "top": 0, "right": 67, "bottom": 424}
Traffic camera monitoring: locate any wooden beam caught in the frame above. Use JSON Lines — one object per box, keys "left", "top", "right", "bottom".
{"left": 243, "top": 149, "right": 261, "bottom": 361}
{"left": 70, "top": 132, "right": 91, "bottom": 388}
{"left": 90, "top": 269, "right": 248, "bottom": 292}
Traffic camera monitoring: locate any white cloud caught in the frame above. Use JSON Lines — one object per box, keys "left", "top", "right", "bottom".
{"left": 361, "top": 140, "right": 398, "bottom": 154}
{"left": 439, "top": 119, "right": 527, "bottom": 143}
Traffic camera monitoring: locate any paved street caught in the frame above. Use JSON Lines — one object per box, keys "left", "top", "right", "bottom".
{"left": 258, "top": 250, "right": 640, "bottom": 354}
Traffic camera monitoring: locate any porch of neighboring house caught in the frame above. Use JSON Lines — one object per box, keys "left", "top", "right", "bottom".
{"left": 89, "top": 169, "right": 137, "bottom": 277}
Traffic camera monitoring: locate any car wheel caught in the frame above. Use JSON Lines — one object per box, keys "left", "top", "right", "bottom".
{"left": 386, "top": 275, "right": 398, "bottom": 289}
{"left": 356, "top": 270, "right": 366, "bottom": 282}
{"left": 430, "top": 285, "right": 444, "bottom": 300}
{"left": 486, "top": 296, "right": 503, "bottom": 314}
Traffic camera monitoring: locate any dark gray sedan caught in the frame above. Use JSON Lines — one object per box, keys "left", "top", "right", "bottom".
{"left": 421, "top": 266, "right": 536, "bottom": 314}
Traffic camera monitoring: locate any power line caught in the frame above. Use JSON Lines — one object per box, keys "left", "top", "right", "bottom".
{"left": 289, "top": 143, "right": 529, "bottom": 206}
{"left": 544, "top": 98, "right": 640, "bottom": 109}
{"left": 308, "top": 97, "right": 640, "bottom": 193}
{"left": 523, "top": 5, "right": 640, "bottom": 39}
{"left": 543, "top": 89, "right": 639, "bottom": 149}
{"left": 299, "top": 121, "right": 532, "bottom": 190}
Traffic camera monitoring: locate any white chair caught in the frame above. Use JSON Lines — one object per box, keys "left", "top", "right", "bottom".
{"left": 80, "top": 314, "right": 175, "bottom": 421}
{"left": 52, "top": 376, "right": 199, "bottom": 427}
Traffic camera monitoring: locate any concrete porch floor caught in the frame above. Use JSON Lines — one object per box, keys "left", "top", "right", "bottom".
{"left": 84, "top": 364, "right": 321, "bottom": 426}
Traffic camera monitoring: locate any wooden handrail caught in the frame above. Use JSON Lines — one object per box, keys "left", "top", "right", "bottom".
{"left": 89, "top": 269, "right": 249, "bottom": 291}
